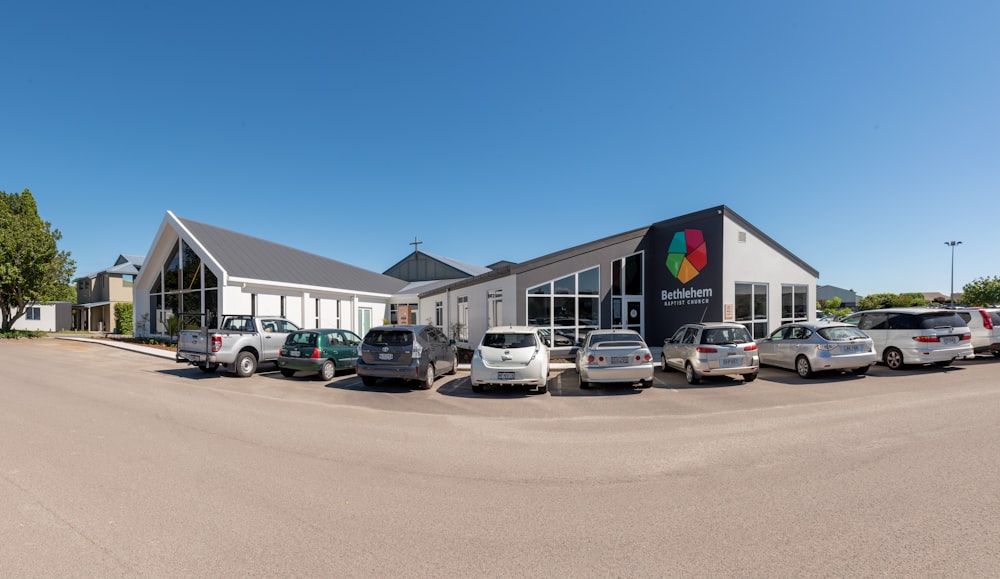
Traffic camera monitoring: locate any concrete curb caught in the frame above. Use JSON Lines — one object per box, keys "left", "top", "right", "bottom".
{"left": 58, "top": 336, "right": 177, "bottom": 360}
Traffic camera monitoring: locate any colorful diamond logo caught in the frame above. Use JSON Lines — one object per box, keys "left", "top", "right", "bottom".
{"left": 665, "top": 229, "right": 707, "bottom": 283}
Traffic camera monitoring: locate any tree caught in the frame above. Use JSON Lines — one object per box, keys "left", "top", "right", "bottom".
{"left": 857, "top": 292, "right": 929, "bottom": 311}
{"left": 962, "top": 276, "right": 1000, "bottom": 307}
{"left": 817, "top": 296, "right": 852, "bottom": 319}
{"left": 0, "top": 189, "right": 76, "bottom": 331}
{"left": 114, "top": 302, "right": 134, "bottom": 335}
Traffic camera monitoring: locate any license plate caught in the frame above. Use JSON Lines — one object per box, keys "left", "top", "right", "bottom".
{"left": 498, "top": 372, "right": 515, "bottom": 380}
{"left": 290, "top": 350, "right": 301, "bottom": 357}
{"left": 610, "top": 356, "right": 630, "bottom": 365}
{"left": 840, "top": 345, "right": 858, "bottom": 354}
{"left": 720, "top": 357, "right": 742, "bottom": 367}
{"left": 941, "top": 336, "right": 958, "bottom": 344}
{"left": 378, "top": 353, "right": 394, "bottom": 361}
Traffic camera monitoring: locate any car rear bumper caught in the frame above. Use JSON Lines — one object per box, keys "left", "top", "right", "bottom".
{"left": 900, "top": 344, "right": 974, "bottom": 364}
{"left": 357, "top": 360, "right": 421, "bottom": 380}
{"left": 579, "top": 363, "right": 654, "bottom": 384}
{"left": 277, "top": 356, "right": 324, "bottom": 372}
{"left": 471, "top": 359, "right": 547, "bottom": 385}
{"left": 809, "top": 351, "right": 878, "bottom": 370}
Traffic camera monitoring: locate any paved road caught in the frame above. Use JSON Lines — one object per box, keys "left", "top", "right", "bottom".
{"left": 3, "top": 338, "right": 999, "bottom": 577}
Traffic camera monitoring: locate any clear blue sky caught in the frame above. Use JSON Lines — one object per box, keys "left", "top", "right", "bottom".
{"left": 4, "top": 1, "right": 997, "bottom": 297}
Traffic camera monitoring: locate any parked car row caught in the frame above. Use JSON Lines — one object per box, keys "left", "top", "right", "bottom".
{"left": 242, "top": 307, "right": 996, "bottom": 391}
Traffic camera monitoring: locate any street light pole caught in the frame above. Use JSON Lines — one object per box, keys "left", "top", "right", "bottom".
{"left": 945, "top": 240, "right": 962, "bottom": 306}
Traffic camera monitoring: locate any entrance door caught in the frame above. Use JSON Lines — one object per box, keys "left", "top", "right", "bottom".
{"left": 626, "top": 300, "right": 642, "bottom": 334}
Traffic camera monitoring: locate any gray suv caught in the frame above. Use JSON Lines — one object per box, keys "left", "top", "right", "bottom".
{"left": 357, "top": 325, "right": 457, "bottom": 389}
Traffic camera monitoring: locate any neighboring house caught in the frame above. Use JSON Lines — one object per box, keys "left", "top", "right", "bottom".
{"left": 817, "top": 285, "right": 858, "bottom": 310}
{"left": 133, "top": 212, "right": 408, "bottom": 338}
{"left": 923, "top": 291, "right": 962, "bottom": 304}
{"left": 73, "top": 254, "right": 145, "bottom": 333}
{"left": 9, "top": 302, "right": 72, "bottom": 332}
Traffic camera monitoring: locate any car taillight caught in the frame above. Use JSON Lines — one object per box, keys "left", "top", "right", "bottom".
{"left": 310, "top": 348, "right": 321, "bottom": 359}
{"left": 960, "top": 333, "right": 972, "bottom": 341}
{"left": 696, "top": 346, "right": 718, "bottom": 353}
{"left": 816, "top": 344, "right": 835, "bottom": 351}
{"left": 411, "top": 341, "right": 423, "bottom": 359}
{"left": 211, "top": 335, "right": 222, "bottom": 352}
{"left": 913, "top": 336, "right": 940, "bottom": 343}
{"left": 637, "top": 353, "right": 652, "bottom": 362}
{"left": 979, "top": 310, "right": 994, "bottom": 330}
{"left": 743, "top": 343, "right": 758, "bottom": 351}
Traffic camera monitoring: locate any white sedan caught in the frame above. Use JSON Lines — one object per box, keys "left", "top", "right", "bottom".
{"left": 575, "top": 329, "right": 654, "bottom": 389}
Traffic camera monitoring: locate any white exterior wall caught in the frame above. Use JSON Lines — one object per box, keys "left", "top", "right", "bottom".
{"left": 423, "top": 275, "right": 517, "bottom": 348}
{"left": 10, "top": 304, "right": 61, "bottom": 332}
{"left": 722, "top": 216, "right": 816, "bottom": 334}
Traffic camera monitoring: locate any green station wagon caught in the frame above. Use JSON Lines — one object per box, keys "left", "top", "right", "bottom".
{"left": 277, "top": 329, "right": 363, "bottom": 381}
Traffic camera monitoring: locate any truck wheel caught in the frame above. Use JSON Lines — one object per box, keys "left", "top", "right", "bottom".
{"left": 235, "top": 351, "right": 258, "bottom": 377}
{"left": 199, "top": 363, "right": 219, "bottom": 374}
{"left": 318, "top": 360, "right": 336, "bottom": 381}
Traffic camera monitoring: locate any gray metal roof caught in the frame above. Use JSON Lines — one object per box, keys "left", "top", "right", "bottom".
{"left": 176, "top": 216, "right": 408, "bottom": 295}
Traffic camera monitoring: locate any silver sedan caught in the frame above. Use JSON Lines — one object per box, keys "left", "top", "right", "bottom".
{"left": 757, "top": 322, "right": 877, "bottom": 378}
{"left": 575, "top": 329, "right": 654, "bottom": 389}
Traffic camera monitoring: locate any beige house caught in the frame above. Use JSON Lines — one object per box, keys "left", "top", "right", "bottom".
{"left": 73, "top": 254, "right": 145, "bottom": 333}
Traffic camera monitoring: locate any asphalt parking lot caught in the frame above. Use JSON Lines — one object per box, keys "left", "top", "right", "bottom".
{"left": 4, "top": 337, "right": 1000, "bottom": 577}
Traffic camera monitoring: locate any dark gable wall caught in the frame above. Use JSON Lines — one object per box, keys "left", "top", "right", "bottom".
{"left": 643, "top": 210, "right": 725, "bottom": 345}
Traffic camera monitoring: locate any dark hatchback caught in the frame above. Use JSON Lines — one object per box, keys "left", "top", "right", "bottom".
{"left": 277, "top": 329, "right": 363, "bottom": 381}
{"left": 356, "top": 325, "right": 457, "bottom": 389}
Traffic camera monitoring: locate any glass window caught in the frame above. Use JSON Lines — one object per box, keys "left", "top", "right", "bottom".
{"left": 164, "top": 242, "right": 180, "bottom": 292}
{"left": 624, "top": 254, "right": 642, "bottom": 296}
{"left": 736, "top": 282, "right": 769, "bottom": 338}
{"left": 204, "top": 266, "right": 218, "bottom": 289}
{"left": 528, "top": 296, "right": 551, "bottom": 326}
{"left": 182, "top": 241, "right": 201, "bottom": 291}
{"left": 579, "top": 267, "right": 599, "bottom": 295}
{"left": 27, "top": 307, "right": 41, "bottom": 320}
{"left": 122, "top": 274, "right": 134, "bottom": 288}
{"left": 528, "top": 282, "right": 551, "bottom": 295}
{"left": 554, "top": 275, "right": 575, "bottom": 295}
{"left": 781, "top": 284, "right": 809, "bottom": 324}
{"left": 612, "top": 260, "right": 622, "bottom": 296}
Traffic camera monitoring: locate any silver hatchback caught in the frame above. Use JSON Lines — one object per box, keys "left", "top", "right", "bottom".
{"left": 757, "top": 322, "right": 877, "bottom": 378}
{"left": 661, "top": 322, "right": 759, "bottom": 384}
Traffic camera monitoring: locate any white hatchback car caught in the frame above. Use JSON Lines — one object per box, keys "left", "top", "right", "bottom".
{"left": 840, "top": 308, "right": 973, "bottom": 369}
{"left": 953, "top": 307, "right": 1000, "bottom": 357}
{"left": 470, "top": 326, "right": 550, "bottom": 394}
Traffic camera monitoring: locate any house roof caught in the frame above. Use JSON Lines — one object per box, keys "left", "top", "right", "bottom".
{"left": 75, "top": 253, "right": 146, "bottom": 280}
{"left": 175, "top": 215, "right": 408, "bottom": 295}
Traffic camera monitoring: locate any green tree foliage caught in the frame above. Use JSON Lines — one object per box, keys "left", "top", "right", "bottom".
{"left": 0, "top": 189, "right": 76, "bottom": 331}
{"left": 114, "top": 302, "right": 134, "bottom": 335}
{"left": 817, "top": 296, "right": 852, "bottom": 319}
{"left": 857, "top": 292, "right": 930, "bottom": 311}
{"left": 962, "top": 276, "right": 1000, "bottom": 306}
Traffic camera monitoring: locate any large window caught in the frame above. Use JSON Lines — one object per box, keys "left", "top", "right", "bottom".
{"left": 527, "top": 266, "right": 600, "bottom": 345}
{"left": 736, "top": 282, "right": 768, "bottom": 338}
{"left": 611, "top": 253, "right": 644, "bottom": 334}
{"left": 434, "top": 301, "right": 443, "bottom": 327}
{"left": 781, "top": 285, "right": 808, "bottom": 324}
{"left": 148, "top": 239, "right": 219, "bottom": 333}
{"left": 457, "top": 296, "right": 469, "bottom": 342}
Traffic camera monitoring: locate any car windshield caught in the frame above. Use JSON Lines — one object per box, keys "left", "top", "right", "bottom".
{"left": 817, "top": 326, "right": 868, "bottom": 342}
{"left": 482, "top": 333, "right": 537, "bottom": 349}
{"left": 701, "top": 327, "right": 752, "bottom": 345}
{"left": 286, "top": 332, "right": 317, "bottom": 346}
{"left": 364, "top": 330, "right": 413, "bottom": 346}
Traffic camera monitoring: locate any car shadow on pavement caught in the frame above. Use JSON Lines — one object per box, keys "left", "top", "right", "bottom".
{"left": 546, "top": 371, "right": 644, "bottom": 397}
{"left": 436, "top": 376, "right": 542, "bottom": 399}
{"left": 757, "top": 370, "right": 870, "bottom": 385}
{"left": 323, "top": 376, "right": 426, "bottom": 393}
{"left": 653, "top": 371, "right": 748, "bottom": 389}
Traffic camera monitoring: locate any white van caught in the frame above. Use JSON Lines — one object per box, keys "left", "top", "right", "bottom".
{"left": 953, "top": 307, "right": 1000, "bottom": 357}
{"left": 840, "top": 308, "right": 973, "bottom": 369}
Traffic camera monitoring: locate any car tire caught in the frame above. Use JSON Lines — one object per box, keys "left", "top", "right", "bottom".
{"left": 660, "top": 355, "right": 668, "bottom": 372}
{"left": 536, "top": 384, "right": 548, "bottom": 394}
{"left": 795, "top": 356, "right": 813, "bottom": 379}
{"left": 234, "top": 351, "right": 258, "bottom": 377}
{"left": 884, "top": 347, "right": 905, "bottom": 370}
{"left": 579, "top": 378, "right": 590, "bottom": 390}
{"left": 471, "top": 384, "right": 484, "bottom": 393}
{"left": 637, "top": 379, "right": 652, "bottom": 389}
{"left": 852, "top": 365, "right": 871, "bottom": 375}
{"left": 418, "top": 364, "right": 435, "bottom": 390}
{"left": 199, "top": 363, "right": 219, "bottom": 374}
{"left": 446, "top": 361, "right": 457, "bottom": 375}
{"left": 361, "top": 375, "right": 377, "bottom": 386}
{"left": 685, "top": 363, "right": 700, "bottom": 385}
{"left": 318, "top": 360, "right": 336, "bottom": 381}
{"left": 279, "top": 368, "right": 296, "bottom": 378}
{"left": 743, "top": 371, "right": 758, "bottom": 383}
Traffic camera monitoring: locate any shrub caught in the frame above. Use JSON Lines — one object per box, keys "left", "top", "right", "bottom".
{"left": 114, "top": 302, "right": 134, "bottom": 335}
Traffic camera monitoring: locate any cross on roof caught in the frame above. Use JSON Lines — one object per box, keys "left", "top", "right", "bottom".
{"left": 410, "top": 236, "right": 423, "bottom": 254}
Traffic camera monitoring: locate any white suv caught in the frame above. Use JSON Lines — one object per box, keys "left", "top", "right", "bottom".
{"left": 840, "top": 308, "right": 973, "bottom": 369}
{"left": 953, "top": 307, "right": 1000, "bottom": 357}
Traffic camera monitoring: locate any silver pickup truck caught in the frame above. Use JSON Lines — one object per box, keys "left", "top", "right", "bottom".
{"left": 176, "top": 315, "right": 300, "bottom": 377}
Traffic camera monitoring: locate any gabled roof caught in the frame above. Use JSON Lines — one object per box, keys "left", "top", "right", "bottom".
{"left": 74, "top": 253, "right": 146, "bottom": 280}
{"left": 419, "top": 251, "right": 491, "bottom": 277}
{"left": 175, "top": 215, "right": 407, "bottom": 295}
{"left": 382, "top": 250, "right": 492, "bottom": 281}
